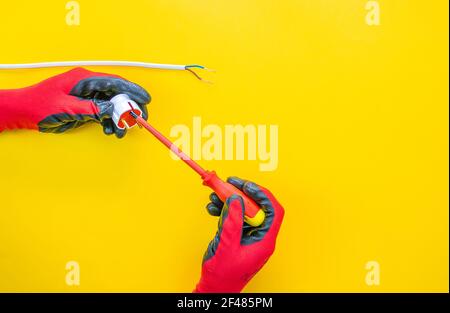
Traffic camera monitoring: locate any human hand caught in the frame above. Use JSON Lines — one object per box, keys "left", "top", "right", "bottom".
{"left": 195, "top": 177, "right": 285, "bottom": 293}
{"left": 0, "top": 67, "right": 150, "bottom": 138}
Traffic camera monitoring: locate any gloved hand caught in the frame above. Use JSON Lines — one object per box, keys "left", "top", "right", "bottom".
{"left": 195, "top": 177, "right": 285, "bottom": 293}
{"left": 0, "top": 67, "right": 150, "bottom": 138}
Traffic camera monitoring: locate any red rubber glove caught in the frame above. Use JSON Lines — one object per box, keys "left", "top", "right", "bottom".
{"left": 195, "top": 177, "right": 285, "bottom": 293}
{"left": 0, "top": 67, "right": 150, "bottom": 138}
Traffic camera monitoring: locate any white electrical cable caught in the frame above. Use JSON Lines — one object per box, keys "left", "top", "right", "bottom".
{"left": 0, "top": 61, "right": 209, "bottom": 81}
{"left": 0, "top": 61, "right": 188, "bottom": 70}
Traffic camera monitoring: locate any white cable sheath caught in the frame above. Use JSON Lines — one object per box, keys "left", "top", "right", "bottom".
{"left": 0, "top": 61, "right": 187, "bottom": 70}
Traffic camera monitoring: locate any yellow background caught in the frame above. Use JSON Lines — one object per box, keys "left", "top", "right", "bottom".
{"left": 0, "top": 0, "right": 448, "bottom": 292}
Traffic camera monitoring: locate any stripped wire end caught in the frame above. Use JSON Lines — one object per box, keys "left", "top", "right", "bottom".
{"left": 185, "top": 65, "right": 214, "bottom": 83}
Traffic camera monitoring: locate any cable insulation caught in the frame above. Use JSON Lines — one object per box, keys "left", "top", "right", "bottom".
{"left": 0, "top": 61, "right": 188, "bottom": 70}
{"left": 0, "top": 61, "right": 210, "bottom": 81}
